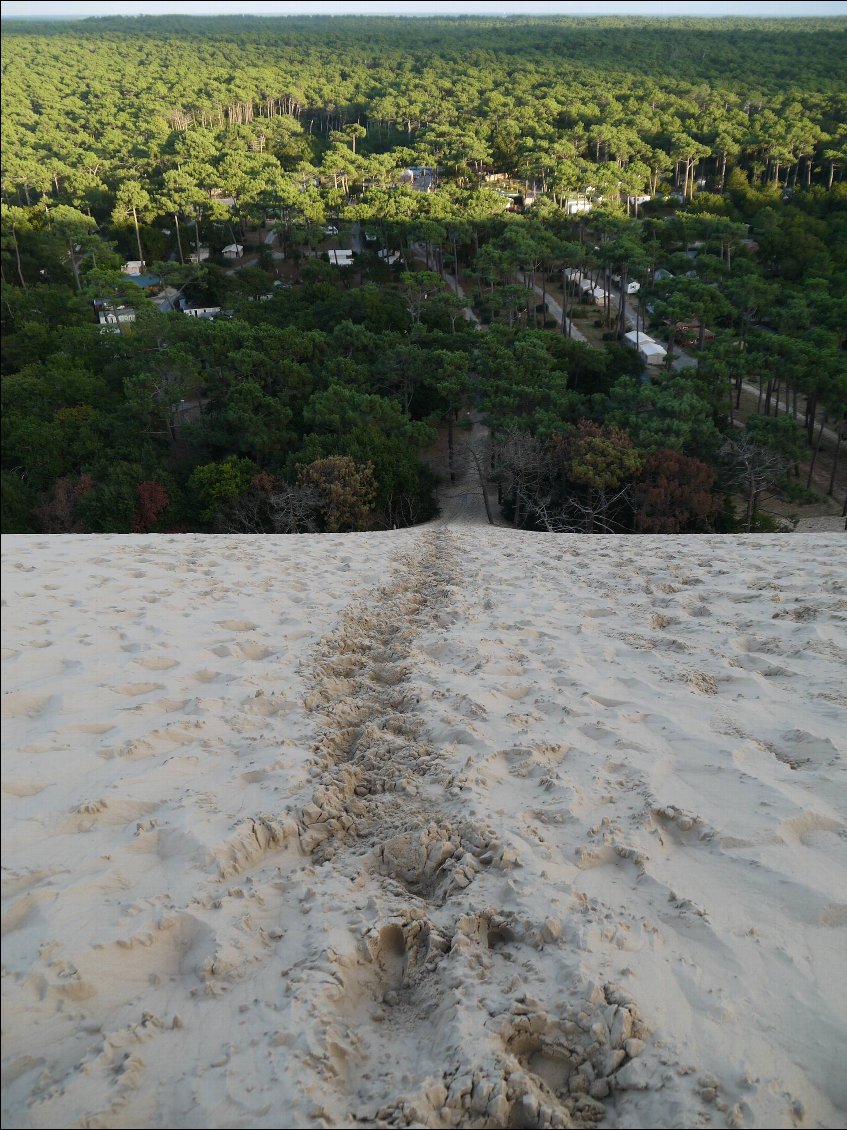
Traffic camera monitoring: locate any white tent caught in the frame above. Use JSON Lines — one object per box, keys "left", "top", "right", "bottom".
{"left": 122, "top": 261, "right": 143, "bottom": 275}
{"left": 639, "top": 341, "right": 667, "bottom": 366}
{"left": 327, "top": 249, "right": 354, "bottom": 266}
{"left": 589, "top": 286, "right": 606, "bottom": 305}
{"left": 623, "top": 330, "right": 654, "bottom": 349}
{"left": 221, "top": 243, "right": 244, "bottom": 259}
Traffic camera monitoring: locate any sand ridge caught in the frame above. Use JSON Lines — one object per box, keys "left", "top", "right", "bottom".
{"left": 1, "top": 530, "right": 845, "bottom": 1129}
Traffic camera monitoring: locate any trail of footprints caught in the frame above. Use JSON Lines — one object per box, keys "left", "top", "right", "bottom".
{"left": 219, "top": 529, "right": 654, "bottom": 1130}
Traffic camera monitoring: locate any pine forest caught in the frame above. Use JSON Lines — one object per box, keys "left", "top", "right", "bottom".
{"left": 1, "top": 14, "right": 846, "bottom": 534}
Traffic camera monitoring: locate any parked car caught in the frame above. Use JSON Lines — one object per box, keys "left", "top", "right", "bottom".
{"left": 324, "top": 225, "right": 339, "bottom": 236}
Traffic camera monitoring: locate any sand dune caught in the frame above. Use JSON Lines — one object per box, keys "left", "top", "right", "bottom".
{"left": 2, "top": 529, "right": 845, "bottom": 1129}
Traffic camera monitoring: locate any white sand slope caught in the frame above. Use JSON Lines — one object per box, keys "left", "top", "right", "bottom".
{"left": 2, "top": 530, "right": 845, "bottom": 1130}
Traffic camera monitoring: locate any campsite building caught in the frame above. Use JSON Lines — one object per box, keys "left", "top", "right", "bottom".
{"left": 638, "top": 340, "right": 668, "bottom": 366}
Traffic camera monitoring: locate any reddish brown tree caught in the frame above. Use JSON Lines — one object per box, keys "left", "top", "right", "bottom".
{"left": 133, "top": 481, "right": 170, "bottom": 533}
{"left": 633, "top": 450, "right": 717, "bottom": 533}
{"left": 35, "top": 474, "right": 95, "bottom": 533}
{"left": 250, "top": 470, "right": 280, "bottom": 495}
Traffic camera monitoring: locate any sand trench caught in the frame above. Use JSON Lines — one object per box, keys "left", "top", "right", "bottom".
{"left": 248, "top": 528, "right": 667, "bottom": 1129}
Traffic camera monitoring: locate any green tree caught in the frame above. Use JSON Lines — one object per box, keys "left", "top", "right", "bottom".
{"left": 112, "top": 182, "right": 153, "bottom": 265}
{"left": 188, "top": 456, "right": 260, "bottom": 526}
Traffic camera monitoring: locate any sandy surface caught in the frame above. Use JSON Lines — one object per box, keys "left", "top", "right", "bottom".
{"left": 2, "top": 529, "right": 846, "bottom": 1130}
{"left": 793, "top": 516, "right": 845, "bottom": 533}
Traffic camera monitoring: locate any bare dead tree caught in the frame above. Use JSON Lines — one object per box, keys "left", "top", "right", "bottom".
{"left": 214, "top": 483, "right": 319, "bottom": 534}
{"left": 517, "top": 484, "right": 633, "bottom": 534}
{"left": 376, "top": 490, "right": 426, "bottom": 530}
{"left": 214, "top": 489, "right": 272, "bottom": 534}
{"left": 269, "top": 484, "right": 319, "bottom": 534}
{"left": 491, "top": 428, "right": 553, "bottom": 528}
{"left": 721, "top": 436, "right": 790, "bottom": 532}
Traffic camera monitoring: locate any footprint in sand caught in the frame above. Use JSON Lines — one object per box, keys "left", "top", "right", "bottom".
{"left": 113, "top": 682, "right": 165, "bottom": 697}
{"left": 135, "top": 656, "right": 180, "bottom": 671}
{"left": 61, "top": 722, "right": 114, "bottom": 735}
{"left": 192, "top": 668, "right": 222, "bottom": 683}
{"left": 102, "top": 911, "right": 217, "bottom": 979}
{"left": 497, "top": 684, "right": 533, "bottom": 701}
{"left": 1, "top": 889, "right": 58, "bottom": 937}
{"left": 820, "top": 903, "right": 847, "bottom": 927}
{"left": 238, "top": 642, "right": 275, "bottom": 661}
{"left": 1, "top": 779, "right": 48, "bottom": 798}
{"left": 374, "top": 924, "right": 407, "bottom": 989}
{"left": 216, "top": 619, "right": 258, "bottom": 632}
{"left": 1, "top": 692, "right": 55, "bottom": 719}
{"left": 584, "top": 693, "right": 629, "bottom": 709}
{"left": 777, "top": 811, "right": 844, "bottom": 844}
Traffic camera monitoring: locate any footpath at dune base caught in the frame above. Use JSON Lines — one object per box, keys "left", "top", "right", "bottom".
{"left": 1, "top": 529, "right": 846, "bottom": 1130}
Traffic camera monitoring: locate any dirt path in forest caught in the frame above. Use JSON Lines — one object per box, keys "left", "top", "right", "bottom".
{"left": 431, "top": 412, "right": 500, "bottom": 528}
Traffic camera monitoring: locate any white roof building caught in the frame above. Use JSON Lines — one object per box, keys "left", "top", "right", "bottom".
{"left": 178, "top": 297, "right": 221, "bottom": 319}
{"left": 94, "top": 301, "right": 135, "bottom": 324}
{"left": 95, "top": 301, "right": 136, "bottom": 332}
{"left": 623, "top": 330, "right": 653, "bottom": 348}
{"left": 182, "top": 306, "right": 221, "bottom": 319}
{"left": 638, "top": 340, "right": 668, "bottom": 366}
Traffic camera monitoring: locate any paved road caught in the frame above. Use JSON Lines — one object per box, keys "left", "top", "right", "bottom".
{"left": 612, "top": 287, "right": 698, "bottom": 372}
{"left": 520, "top": 275, "right": 588, "bottom": 343}
{"left": 443, "top": 270, "right": 480, "bottom": 327}
{"left": 735, "top": 382, "right": 844, "bottom": 444}
{"left": 410, "top": 242, "right": 480, "bottom": 325}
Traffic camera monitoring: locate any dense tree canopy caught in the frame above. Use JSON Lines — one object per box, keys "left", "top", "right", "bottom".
{"left": 2, "top": 15, "right": 845, "bottom": 534}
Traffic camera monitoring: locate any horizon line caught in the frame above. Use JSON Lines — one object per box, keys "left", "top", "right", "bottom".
{"left": 4, "top": 10, "right": 847, "bottom": 18}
